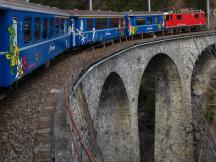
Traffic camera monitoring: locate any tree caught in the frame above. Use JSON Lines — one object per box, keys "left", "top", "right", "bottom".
{"left": 29, "top": 0, "right": 206, "bottom": 11}
{"left": 30, "top": 0, "right": 89, "bottom": 10}
{"left": 183, "top": 0, "right": 206, "bottom": 10}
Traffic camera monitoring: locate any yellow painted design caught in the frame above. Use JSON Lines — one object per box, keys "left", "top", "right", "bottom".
{"left": 131, "top": 26, "right": 137, "bottom": 35}
{"left": 5, "top": 25, "right": 23, "bottom": 79}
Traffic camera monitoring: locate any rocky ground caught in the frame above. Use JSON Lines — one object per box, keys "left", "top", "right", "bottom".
{"left": 0, "top": 38, "right": 141, "bottom": 162}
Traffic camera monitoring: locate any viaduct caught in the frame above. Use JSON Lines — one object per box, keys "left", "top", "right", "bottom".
{"left": 56, "top": 32, "right": 216, "bottom": 162}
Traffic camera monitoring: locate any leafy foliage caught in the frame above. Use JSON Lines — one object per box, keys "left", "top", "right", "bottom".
{"left": 30, "top": 0, "right": 89, "bottom": 10}
{"left": 183, "top": 0, "right": 206, "bottom": 11}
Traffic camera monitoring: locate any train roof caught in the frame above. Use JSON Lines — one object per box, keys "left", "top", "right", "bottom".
{"left": 125, "top": 11, "right": 164, "bottom": 16}
{"left": 0, "top": 0, "right": 69, "bottom": 16}
{"left": 69, "top": 10, "right": 125, "bottom": 18}
{"left": 163, "top": 9, "right": 204, "bottom": 15}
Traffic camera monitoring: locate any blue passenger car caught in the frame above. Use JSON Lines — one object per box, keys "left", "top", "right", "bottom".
{"left": 0, "top": 1, "right": 168, "bottom": 89}
{"left": 0, "top": 0, "right": 72, "bottom": 87}
{"left": 70, "top": 10, "right": 126, "bottom": 46}
{"left": 125, "top": 11, "right": 165, "bottom": 36}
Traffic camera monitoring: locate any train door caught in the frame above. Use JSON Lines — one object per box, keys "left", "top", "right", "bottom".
{"left": 79, "top": 19, "right": 84, "bottom": 45}
{"left": 72, "top": 19, "right": 76, "bottom": 47}
{"left": 80, "top": 19, "right": 84, "bottom": 31}
{"left": 70, "top": 18, "right": 76, "bottom": 47}
{"left": 12, "top": 17, "right": 18, "bottom": 46}
{"left": 127, "top": 16, "right": 132, "bottom": 35}
{"left": 0, "top": 10, "right": 4, "bottom": 51}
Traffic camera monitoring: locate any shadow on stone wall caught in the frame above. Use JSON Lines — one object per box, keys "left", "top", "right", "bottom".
{"left": 138, "top": 53, "right": 185, "bottom": 162}
{"left": 191, "top": 44, "right": 216, "bottom": 162}
{"left": 95, "top": 72, "right": 134, "bottom": 162}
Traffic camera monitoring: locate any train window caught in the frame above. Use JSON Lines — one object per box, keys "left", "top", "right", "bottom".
{"left": 43, "top": 18, "right": 48, "bottom": 39}
{"left": 194, "top": 14, "right": 199, "bottom": 19}
{"left": 49, "top": 18, "right": 54, "bottom": 37}
{"left": 110, "top": 18, "right": 118, "bottom": 28}
{"left": 154, "top": 17, "right": 159, "bottom": 24}
{"left": 147, "top": 17, "right": 152, "bottom": 24}
{"left": 60, "top": 19, "right": 64, "bottom": 33}
{"left": 177, "top": 15, "right": 182, "bottom": 20}
{"left": 136, "top": 19, "right": 145, "bottom": 26}
{"left": 119, "top": 18, "right": 124, "bottom": 28}
{"left": 87, "top": 19, "right": 92, "bottom": 31}
{"left": 95, "top": 19, "right": 99, "bottom": 29}
{"left": 166, "top": 15, "right": 169, "bottom": 21}
{"left": 96, "top": 18, "right": 107, "bottom": 29}
{"left": 34, "top": 17, "right": 40, "bottom": 41}
{"left": 24, "top": 17, "right": 31, "bottom": 44}
{"left": 64, "top": 20, "right": 67, "bottom": 33}
{"left": 101, "top": 19, "right": 106, "bottom": 29}
{"left": 55, "top": 18, "right": 59, "bottom": 35}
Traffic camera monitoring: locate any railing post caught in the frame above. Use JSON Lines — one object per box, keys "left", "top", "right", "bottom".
{"left": 92, "top": 47, "right": 95, "bottom": 55}
{"left": 103, "top": 43, "right": 106, "bottom": 53}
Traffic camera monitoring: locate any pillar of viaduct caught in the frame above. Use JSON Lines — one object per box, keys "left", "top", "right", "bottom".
{"left": 66, "top": 33, "right": 216, "bottom": 162}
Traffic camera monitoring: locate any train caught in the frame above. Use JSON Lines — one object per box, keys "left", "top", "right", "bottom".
{"left": 0, "top": 0, "right": 206, "bottom": 88}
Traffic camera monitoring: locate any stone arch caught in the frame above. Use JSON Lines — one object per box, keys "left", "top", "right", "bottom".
{"left": 138, "top": 53, "right": 185, "bottom": 162}
{"left": 95, "top": 72, "right": 133, "bottom": 162}
{"left": 191, "top": 44, "right": 216, "bottom": 162}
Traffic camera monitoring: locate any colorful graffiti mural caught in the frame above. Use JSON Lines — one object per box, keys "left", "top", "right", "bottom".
{"left": 127, "top": 21, "right": 137, "bottom": 36}
{"left": 75, "top": 29, "right": 87, "bottom": 44}
{"left": 131, "top": 26, "right": 138, "bottom": 35}
{"left": 5, "top": 25, "right": 24, "bottom": 80}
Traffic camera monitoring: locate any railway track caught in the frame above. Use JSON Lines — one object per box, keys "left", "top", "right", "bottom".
{"left": 0, "top": 30, "right": 215, "bottom": 162}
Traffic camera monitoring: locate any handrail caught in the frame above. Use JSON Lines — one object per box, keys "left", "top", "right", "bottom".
{"left": 64, "top": 71, "right": 97, "bottom": 162}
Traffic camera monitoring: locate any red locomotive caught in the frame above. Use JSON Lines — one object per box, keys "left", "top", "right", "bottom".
{"left": 164, "top": 9, "right": 206, "bottom": 30}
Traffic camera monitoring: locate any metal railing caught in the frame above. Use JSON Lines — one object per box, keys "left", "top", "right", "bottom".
{"left": 64, "top": 69, "right": 104, "bottom": 162}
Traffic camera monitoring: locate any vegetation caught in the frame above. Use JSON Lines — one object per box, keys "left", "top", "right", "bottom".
{"left": 183, "top": 0, "right": 206, "bottom": 11}
{"left": 29, "top": 0, "right": 89, "bottom": 10}
{"left": 30, "top": 0, "right": 207, "bottom": 11}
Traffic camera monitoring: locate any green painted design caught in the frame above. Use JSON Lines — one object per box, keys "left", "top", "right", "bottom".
{"left": 100, "top": 35, "right": 103, "bottom": 42}
{"left": 5, "top": 25, "right": 23, "bottom": 79}
{"left": 121, "top": 31, "right": 124, "bottom": 36}
{"left": 131, "top": 26, "right": 138, "bottom": 35}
